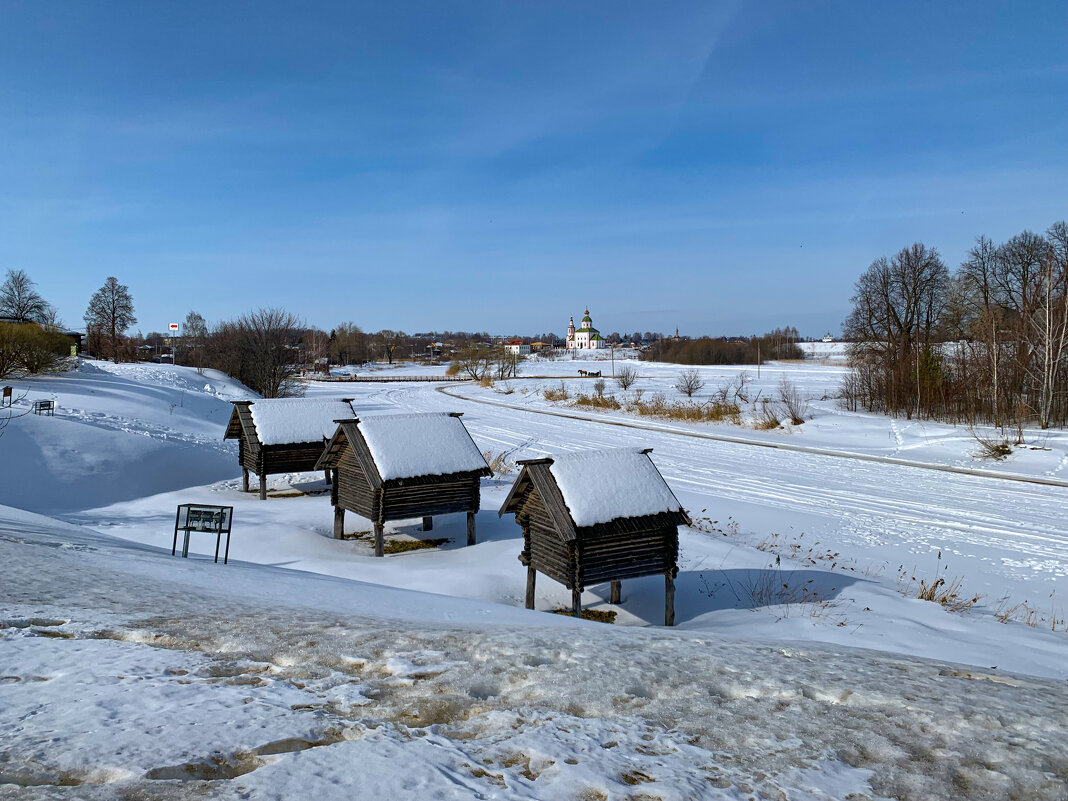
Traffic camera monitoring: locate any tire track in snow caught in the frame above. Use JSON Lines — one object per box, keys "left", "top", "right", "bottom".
{"left": 427, "top": 384, "right": 1068, "bottom": 582}
{"left": 437, "top": 385, "right": 1068, "bottom": 490}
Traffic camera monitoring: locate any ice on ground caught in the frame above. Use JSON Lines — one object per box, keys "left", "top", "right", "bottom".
{"left": 248, "top": 399, "right": 356, "bottom": 446}
{"left": 547, "top": 447, "right": 683, "bottom": 527}
{"left": 357, "top": 412, "right": 489, "bottom": 480}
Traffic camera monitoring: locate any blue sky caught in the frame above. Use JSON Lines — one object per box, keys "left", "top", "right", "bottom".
{"left": 1, "top": 1, "right": 1065, "bottom": 338}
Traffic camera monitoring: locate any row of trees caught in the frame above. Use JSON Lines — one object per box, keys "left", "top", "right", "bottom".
{"left": 843, "top": 220, "right": 1068, "bottom": 429}
{"left": 642, "top": 327, "right": 803, "bottom": 365}
{"left": 0, "top": 270, "right": 73, "bottom": 378}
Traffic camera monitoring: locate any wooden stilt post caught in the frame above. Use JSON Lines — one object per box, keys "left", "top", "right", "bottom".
{"left": 466, "top": 511, "right": 476, "bottom": 546}
{"left": 374, "top": 523, "right": 384, "bottom": 557}
{"left": 258, "top": 471, "right": 267, "bottom": 500}
{"left": 333, "top": 507, "right": 345, "bottom": 540}
{"left": 325, "top": 470, "right": 332, "bottom": 486}
{"left": 571, "top": 587, "right": 582, "bottom": 618}
{"left": 422, "top": 516, "right": 433, "bottom": 532}
{"left": 665, "top": 571, "right": 676, "bottom": 627}
{"left": 610, "top": 580, "right": 621, "bottom": 605}
{"left": 242, "top": 468, "right": 249, "bottom": 493}
{"left": 525, "top": 566, "right": 536, "bottom": 610}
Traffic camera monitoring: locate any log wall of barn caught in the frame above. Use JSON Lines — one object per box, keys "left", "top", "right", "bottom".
{"left": 260, "top": 442, "right": 330, "bottom": 475}
{"left": 520, "top": 487, "right": 576, "bottom": 588}
{"left": 381, "top": 476, "right": 479, "bottom": 521}
{"left": 337, "top": 448, "right": 378, "bottom": 520}
{"left": 578, "top": 525, "right": 676, "bottom": 584}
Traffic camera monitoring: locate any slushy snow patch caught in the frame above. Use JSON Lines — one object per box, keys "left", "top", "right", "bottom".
{"left": 549, "top": 447, "right": 682, "bottom": 527}
{"left": 357, "top": 413, "right": 489, "bottom": 481}
{"left": 249, "top": 399, "right": 355, "bottom": 446}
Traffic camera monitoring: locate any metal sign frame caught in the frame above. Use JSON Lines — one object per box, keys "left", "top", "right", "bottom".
{"left": 171, "top": 503, "right": 234, "bottom": 564}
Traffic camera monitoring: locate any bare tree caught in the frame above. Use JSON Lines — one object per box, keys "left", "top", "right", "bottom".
{"left": 843, "top": 244, "right": 948, "bottom": 417}
{"left": 373, "top": 330, "right": 407, "bottom": 364}
{"left": 237, "top": 308, "right": 304, "bottom": 398}
{"left": 330, "top": 322, "right": 368, "bottom": 366}
{"left": 301, "top": 327, "right": 330, "bottom": 375}
{"left": 777, "top": 377, "right": 809, "bottom": 425}
{"left": 0, "top": 269, "right": 49, "bottom": 323}
{"left": 1025, "top": 224, "right": 1068, "bottom": 428}
{"left": 494, "top": 347, "right": 523, "bottom": 380}
{"left": 84, "top": 277, "right": 137, "bottom": 362}
{"left": 449, "top": 344, "right": 495, "bottom": 381}
{"left": 616, "top": 364, "right": 637, "bottom": 390}
{"left": 675, "top": 368, "right": 704, "bottom": 398}
{"left": 183, "top": 311, "right": 208, "bottom": 373}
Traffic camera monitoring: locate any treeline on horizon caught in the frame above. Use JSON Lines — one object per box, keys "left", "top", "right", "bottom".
{"left": 8, "top": 216, "right": 1068, "bottom": 432}
{"left": 641, "top": 328, "right": 803, "bottom": 365}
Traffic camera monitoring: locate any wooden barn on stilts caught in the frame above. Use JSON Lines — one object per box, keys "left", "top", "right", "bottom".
{"left": 315, "top": 412, "right": 492, "bottom": 556}
{"left": 224, "top": 398, "right": 356, "bottom": 499}
{"left": 499, "top": 448, "right": 689, "bottom": 626}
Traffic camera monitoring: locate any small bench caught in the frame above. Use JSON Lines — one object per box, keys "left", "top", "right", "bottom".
{"left": 32, "top": 399, "right": 54, "bottom": 416}
{"left": 172, "top": 504, "right": 234, "bottom": 564}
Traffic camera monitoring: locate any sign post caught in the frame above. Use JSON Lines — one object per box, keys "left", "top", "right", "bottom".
{"left": 169, "top": 323, "right": 179, "bottom": 363}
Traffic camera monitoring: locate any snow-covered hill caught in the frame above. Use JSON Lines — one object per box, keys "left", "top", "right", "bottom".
{"left": 1, "top": 360, "right": 249, "bottom": 512}
{"left": 2, "top": 359, "right": 1067, "bottom": 799}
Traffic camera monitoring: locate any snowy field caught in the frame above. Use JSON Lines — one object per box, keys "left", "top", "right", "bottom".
{"left": 3, "top": 358, "right": 1068, "bottom": 799}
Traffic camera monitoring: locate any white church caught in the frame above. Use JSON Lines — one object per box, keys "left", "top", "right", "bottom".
{"left": 565, "top": 309, "right": 606, "bottom": 350}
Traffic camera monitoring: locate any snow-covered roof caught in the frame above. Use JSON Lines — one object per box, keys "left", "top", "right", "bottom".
{"left": 357, "top": 413, "right": 489, "bottom": 481}
{"left": 548, "top": 448, "right": 682, "bottom": 528}
{"left": 248, "top": 399, "right": 355, "bottom": 446}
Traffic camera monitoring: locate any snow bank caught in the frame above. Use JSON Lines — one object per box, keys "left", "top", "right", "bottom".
{"left": 249, "top": 399, "right": 355, "bottom": 446}
{"left": 549, "top": 448, "right": 682, "bottom": 527}
{"left": 357, "top": 413, "right": 488, "bottom": 480}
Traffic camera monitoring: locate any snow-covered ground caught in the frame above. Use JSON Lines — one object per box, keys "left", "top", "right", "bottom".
{"left": 463, "top": 356, "right": 1068, "bottom": 483}
{"left": 0, "top": 360, "right": 250, "bottom": 512}
{"left": 2, "top": 358, "right": 1068, "bottom": 799}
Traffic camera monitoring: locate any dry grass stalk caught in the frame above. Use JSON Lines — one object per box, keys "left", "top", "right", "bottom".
{"left": 482, "top": 450, "right": 515, "bottom": 474}
{"left": 971, "top": 428, "right": 1013, "bottom": 460}
{"left": 902, "top": 551, "right": 982, "bottom": 612}
{"left": 550, "top": 608, "right": 617, "bottom": 623}
{"left": 574, "top": 393, "right": 622, "bottom": 410}
{"left": 754, "top": 400, "right": 781, "bottom": 430}
{"left": 631, "top": 393, "right": 740, "bottom": 423}
{"left": 383, "top": 537, "right": 451, "bottom": 555}
{"left": 543, "top": 383, "right": 569, "bottom": 402}
{"left": 777, "top": 376, "right": 808, "bottom": 425}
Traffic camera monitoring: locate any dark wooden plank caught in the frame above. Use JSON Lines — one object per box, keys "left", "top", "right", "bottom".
{"left": 525, "top": 466, "right": 577, "bottom": 542}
